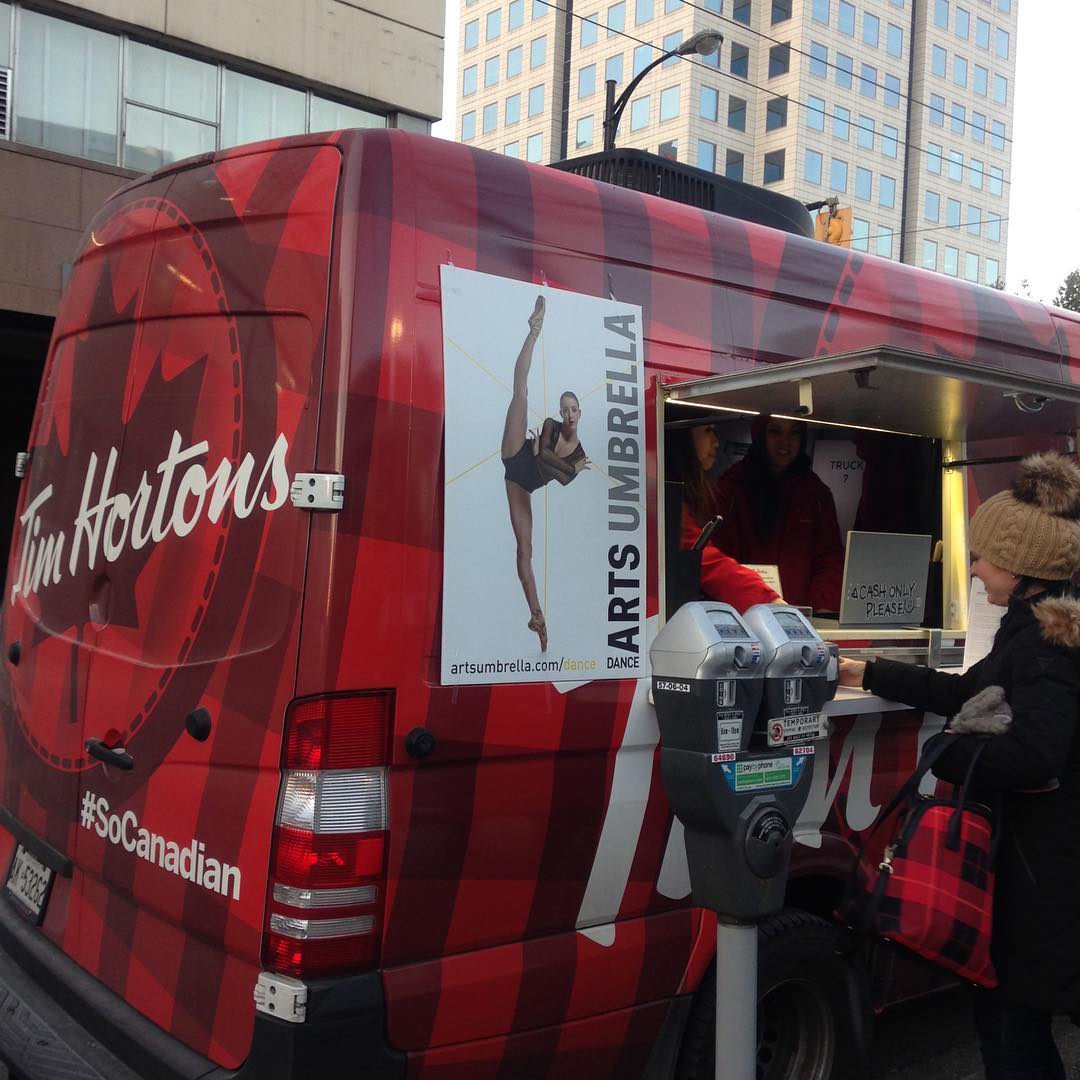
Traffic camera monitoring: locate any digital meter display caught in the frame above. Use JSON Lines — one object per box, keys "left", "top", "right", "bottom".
{"left": 774, "top": 610, "right": 814, "bottom": 640}
{"left": 710, "top": 610, "right": 748, "bottom": 638}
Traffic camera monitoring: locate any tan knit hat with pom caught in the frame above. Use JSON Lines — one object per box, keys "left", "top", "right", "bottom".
{"left": 968, "top": 454, "right": 1080, "bottom": 580}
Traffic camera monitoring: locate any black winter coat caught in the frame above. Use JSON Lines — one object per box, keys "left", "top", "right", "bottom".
{"left": 864, "top": 594, "right": 1080, "bottom": 1012}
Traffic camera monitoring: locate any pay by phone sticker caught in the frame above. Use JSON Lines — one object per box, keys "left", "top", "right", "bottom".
{"left": 720, "top": 752, "right": 812, "bottom": 793}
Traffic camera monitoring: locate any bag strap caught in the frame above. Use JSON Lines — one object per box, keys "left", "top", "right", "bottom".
{"left": 944, "top": 738, "right": 992, "bottom": 850}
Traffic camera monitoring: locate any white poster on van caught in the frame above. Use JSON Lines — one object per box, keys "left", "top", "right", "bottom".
{"left": 440, "top": 266, "right": 647, "bottom": 686}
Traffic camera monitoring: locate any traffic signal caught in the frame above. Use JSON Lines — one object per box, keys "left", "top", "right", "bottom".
{"left": 814, "top": 207, "right": 852, "bottom": 246}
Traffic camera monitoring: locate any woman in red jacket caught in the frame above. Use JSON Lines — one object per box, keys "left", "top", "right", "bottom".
{"left": 675, "top": 423, "right": 779, "bottom": 611}
{"left": 712, "top": 415, "right": 844, "bottom": 613}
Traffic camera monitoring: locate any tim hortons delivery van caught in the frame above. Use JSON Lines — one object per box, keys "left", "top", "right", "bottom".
{"left": 1, "top": 129, "right": 1078, "bottom": 1080}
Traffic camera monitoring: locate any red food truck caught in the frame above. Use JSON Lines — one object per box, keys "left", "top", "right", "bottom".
{"left": 1, "top": 129, "right": 1077, "bottom": 1080}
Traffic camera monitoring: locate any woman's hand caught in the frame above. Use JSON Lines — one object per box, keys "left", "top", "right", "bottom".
{"left": 529, "top": 426, "right": 542, "bottom": 454}
{"left": 528, "top": 295, "right": 545, "bottom": 334}
{"left": 574, "top": 456, "right": 591, "bottom": 474}
{"left": 838, "top": 657, "right": 867, "bottom": 688}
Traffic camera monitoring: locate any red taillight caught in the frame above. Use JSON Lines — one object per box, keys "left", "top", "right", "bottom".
{"left": 263, "top": 692, "right": 392, "bottom": 980}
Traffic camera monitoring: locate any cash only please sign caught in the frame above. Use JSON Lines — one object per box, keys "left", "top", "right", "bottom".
{"left": 838, "top": 531, "right": 933, "bottom": 627}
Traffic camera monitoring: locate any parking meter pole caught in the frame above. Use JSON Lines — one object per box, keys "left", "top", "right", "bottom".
{"left": 715, "top": 921, "right": 757, "bottom": 1080}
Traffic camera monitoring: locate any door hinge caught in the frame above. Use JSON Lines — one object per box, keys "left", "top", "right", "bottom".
{"left": 253, "top": 972, "right": 308, "bottom": 1023}
{"left": 14, "top": 451, "right": 30, "bottom": 478}
{"left": 290, "top": 473, "right": 345, "bottom": 511}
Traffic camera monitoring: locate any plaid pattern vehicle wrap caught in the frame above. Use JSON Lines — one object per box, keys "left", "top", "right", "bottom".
{"left": 0, "top": 129, "right": 1075, "bottom": 1076}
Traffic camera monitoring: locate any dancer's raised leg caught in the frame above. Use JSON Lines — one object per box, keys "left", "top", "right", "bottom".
{"left": 500, "top": 295, "right": 545, "bottom": 460}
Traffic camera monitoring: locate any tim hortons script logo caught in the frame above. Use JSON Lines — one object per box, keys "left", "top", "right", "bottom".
{"left": 10, "top": 430, "right": 291, "bottom": 604}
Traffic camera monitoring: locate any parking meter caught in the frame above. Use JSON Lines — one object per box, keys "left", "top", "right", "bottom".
{"left": 651, "top": 601, "right": 836, "bottom": 1080}
{"left": 741, "top": 604, "right": 839, "bottom": 749}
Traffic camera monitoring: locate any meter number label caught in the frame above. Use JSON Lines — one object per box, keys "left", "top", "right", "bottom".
{"left": 783, "top": 678, "right": 802, "bottom": 705}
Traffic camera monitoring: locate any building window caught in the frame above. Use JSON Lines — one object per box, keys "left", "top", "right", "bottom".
{"left": 579, "top": 64, "right": 596, "bottom": 98}
{"left": 886, "top": 24, "right": 903, "bottom": 57}
{"left": 833, "top": 105, "right": 850, "bottom": 140}
{"left": 946, "top": 197, "right": 961, "bottom": 227}
{"left": 700, "top": 85, "right": 719, "bottom": 121}
{"left": 576, "top": 114, "right": 594, "bottom": 148}
{"left": 526, "top": 132, "right": 543, "bottom": 161}
{"left": 532, "top": 0, "right": 548, "bottom": 16}
{"left": 485, "top": 56, "right": 500, "bottom": 86}
{"left": 608, "top": 1, "right": 626, "bottom": 34}
{"left": 531, "top": 36, "right": 547, "bottom": 68}
{"left": 463, "top": 65, "right": 478, "bottom": 95}
{"left": 504, "top": 141, "right": 520, "bottom": 158}
{"left": 462, "top": 110, "right": 476, "bottom": 140}
{"left": 876, "top": 227, "right": 893, "bottom": 258}
{"left": 606, "top": 54, "right": 624, "bottom": 84}
{"left": 955, "top": 7, "right": 970, "bottom": 38}
{"left": 930, "top": 94, "right": 945, "bottom": 126}
{"left": 948, "top": 150, "right": 964, "bottom": 182}
{"left": 772, "top": 0, "right": 792, "bottom": 22}
{"left": 883, "top": 125, "right": 898, "bottom": 157}
{"left": 991, "top": 121, "right": 1005, "bottom": 151}
{"left": 985, "top": 258, "right": 1000, "bottom": 287}
{"left": 807, "top": 95, "right": 826, "bottom": 130}
{"left": 510, "top": 0, "right": 525, "bottom": 29}
{"left": 931, "top": 45, "right": 947, "bottom": 78}
{"left": 508, "top": 46, "right": 523, "bottom": 77}
{"left": 863, "top": 13, "right": 879, "bottom": 47}
{"left": 809, "top": 42, "right": 828, "bottom": 78}
{"left": 703, "top": 0, "right": 722, "bottom": 10}
{"left": 482, "top": 102, "right": 498, "bottom": 133}
{"left": 222, "top": 71, "right": 306, "bottom": 147}
{"left": 987, "top": 212, "right": 1001, "bottom": 241}
{"left": 733, "top": 0, "right": 751, "bottom": 24}
{"left": 635, "top": 0, "right": 654, "bottom": 21}
{"left": 726, "top": 149, "right": 744, "bottom": 181}
{"left": 763, "top": 149, "right": 785, "bottom": 183}
{"left": 663, "top": 32, "right": 684, "bottom": 67}
{"left": 988, "top": 165, "right": 1003, "bottom": 196}
{"left": 963, "top": 252, "right": 978, "bottom": 282}
{"left": 486, "top": 9, "right": 501, "bottom": 40}
{"left": 884, "top": 74, "right": 900, "bottom": 108}
{"left": 880, "top": 175, "right": 896, "bottom": 208}
{"left": 697, "top": 139, "right": 716, "bottom": 171}
{"left": 953, "top": 55, "right": 967, "bottom": 87}
{"left": 728, "top": 95, "right": 746, "bottom": 130}
{"left": 944, "top": 246, "right": 959, "bottom": 276}
{"left": 805, "top": 148, "right": 823, "bottom": 184}
{"left": 660, "top": 85, "right": 680, "bottom": 121}
{"left": 766, "top": 96, "right": 788, "bottom": 130}
{"left": 768, "top": 44, "right": 790, "bottom": 77}
{"left": 830, "top": 157, "right": 848, "bottom": 192}
{"left": 465, "top": 19, "right": 480, "bottom": 49}
{"left": 630, "top": 94, "right": 650, "bottom": 130}
{"left": 951, "top": 102, "right": 966, "bottom": 135}
{"left": 922, "top": 239, "right": 938, "bottom": 271}
{"left": 967, "top": 205, "right": 981, "bottom": 235}
{"left": 857, "top": 115, "right": 874, "bottom": 148}
{"left": 969, "top": 158, "right": 983, "bottom": 188}
{"left": 664, "top": 0, "right": 683, "bottom": 10}
{"left": 836, "top": 53, "right": 853, "bottom": 88}
{"left": 926, "top": 190, "right": 940, "bottom": 221}
{"left": 992, "top": 74, "right": 1008, "bottom": 105}
{"left": 506, "top": 93, "right": 521, "bottom": 124}
{"left": 730, "top": 42, "right": 749, "bottom": 78}
{"left": 975, "top": 18, "right": 990, "bottom": 49}
{"left": 973, "top": 65, "right": 988, "bottom": 96}
{"left": 927, "top": 142, "right": 943, "bottom": 173}
{"left": 851, "top": 218, "right": 869, "bottom": 251}
{"left": 581, "top": 14, "right": 599, "bottom": 45}
{"left": 812, "top": 0, "right": 830, "bottom": 24}
{"left": 859, "top": 64, "right": 877, "bottom": 98}
{"left": 528, "top": 84, "right": 545, "bottom": 116}
{"left": 838, "top": 1, "right": 855, "bottom": 35}
{"left": 855, "top": 166, "right": 872, "bottom": 200}
{"left": 971, "top": 111, "right": 986, "bottom": 142}
{"left": 633, "top": 44, "right": 652, "bottom": 78}
{"left": 934, "top": 0, "right": 949, "bottom": 29}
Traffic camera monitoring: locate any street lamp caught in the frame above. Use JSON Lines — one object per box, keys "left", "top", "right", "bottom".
{"left": 602, "top": 29, "right": 724, "bottom": 152}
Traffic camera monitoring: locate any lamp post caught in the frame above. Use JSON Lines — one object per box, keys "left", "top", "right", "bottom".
{"left": 602, "top": 29, "right": 724, "bottom": 153}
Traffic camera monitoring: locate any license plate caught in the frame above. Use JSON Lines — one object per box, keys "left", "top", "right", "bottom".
{"left": 5, "top": 844, "right": 53, "bottom": 924}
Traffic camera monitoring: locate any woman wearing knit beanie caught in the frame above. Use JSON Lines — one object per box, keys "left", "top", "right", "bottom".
{"left": 840, "top": 453, "right": 1080, "bottom": 1079}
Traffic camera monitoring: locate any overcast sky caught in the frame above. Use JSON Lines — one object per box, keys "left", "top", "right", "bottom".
{"left": 434, "top": 2, "right": 1065, "bottom": 303}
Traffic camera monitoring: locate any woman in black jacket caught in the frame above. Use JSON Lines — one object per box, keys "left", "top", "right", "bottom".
{"left": 840, "top": 453, "right": 1080, "bottom": 1080}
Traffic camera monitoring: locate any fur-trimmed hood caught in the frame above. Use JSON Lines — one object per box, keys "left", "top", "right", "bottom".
{"left": 1035, "top": 595, "right": 1080, "bottom": 648}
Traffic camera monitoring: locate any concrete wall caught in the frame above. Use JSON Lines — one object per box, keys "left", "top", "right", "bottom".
{"left": 0, "top": 141, "right": 135, "bottom": 316}
{"left": 47, "top": 0, "right": 444, "bottom": 119}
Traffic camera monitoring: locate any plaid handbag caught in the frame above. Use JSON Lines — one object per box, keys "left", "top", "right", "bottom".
{"left": 841, "top": 737, "right": 997, "bottom": 988}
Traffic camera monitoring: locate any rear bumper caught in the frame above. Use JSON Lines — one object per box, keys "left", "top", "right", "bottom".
{"left": 0, "top": 895, "right": 405, "bottom": 1080}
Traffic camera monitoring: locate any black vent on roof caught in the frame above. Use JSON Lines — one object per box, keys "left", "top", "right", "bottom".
{"left": 549, "top": 148, "right": 814, "bottom": 239}
{"left": 0, "top": 69, "right": 9, "bottom": 140}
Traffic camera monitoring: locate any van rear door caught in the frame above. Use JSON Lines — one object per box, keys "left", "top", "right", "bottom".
{"left": 0, "top": 140, "right": 342, "bottom": 1068}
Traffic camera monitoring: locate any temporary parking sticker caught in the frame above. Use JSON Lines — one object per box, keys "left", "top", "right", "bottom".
{"left": 766, "top": 710, "right": 829, "bottom": 747}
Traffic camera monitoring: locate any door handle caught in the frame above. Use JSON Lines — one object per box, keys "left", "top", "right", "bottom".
{"left": 85, "top": 738, "right": 134, "bottom": 771}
